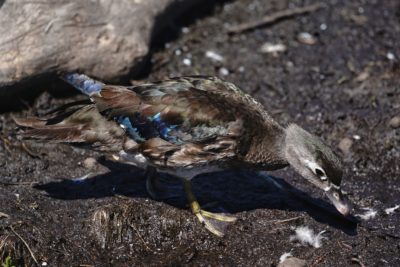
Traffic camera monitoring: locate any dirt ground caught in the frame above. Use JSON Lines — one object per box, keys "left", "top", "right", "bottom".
{"left": 1, "top": 0, "right": 400, "bottom": 266}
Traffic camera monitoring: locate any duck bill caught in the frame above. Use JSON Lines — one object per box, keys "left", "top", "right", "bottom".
{"left": 326, "top": 187, "right": 352, "bottom": 216}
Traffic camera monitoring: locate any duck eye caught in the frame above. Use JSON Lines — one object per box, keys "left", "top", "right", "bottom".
{"left": 314, "top": 168, "right": 327, "bottom": 180}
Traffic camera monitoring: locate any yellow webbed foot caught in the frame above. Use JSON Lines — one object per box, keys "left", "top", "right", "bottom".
{"left": 183, "top": 179, "right": 236, "bottom": 237}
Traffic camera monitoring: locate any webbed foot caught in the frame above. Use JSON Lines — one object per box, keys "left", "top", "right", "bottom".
{"left": 182, "top": 179, "right": 236, "bottom": 237}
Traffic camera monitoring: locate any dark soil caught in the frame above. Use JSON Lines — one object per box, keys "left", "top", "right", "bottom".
{"left": 1, "top": 0, "right": 400, "bottom": 266}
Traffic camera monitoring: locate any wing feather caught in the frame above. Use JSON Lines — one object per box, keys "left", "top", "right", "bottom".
{"left": 18, "top": 76, "right": 254, "bottom": 166}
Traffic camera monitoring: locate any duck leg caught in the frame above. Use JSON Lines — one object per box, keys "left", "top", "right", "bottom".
{"left": 145, "top": 167, "right": 161, "bottom": 199}
{"left": 182, "top": 179, "right": 236, "bottom": 237}
{"left": 145, "top": 167, "right": 181, "bottom": 200}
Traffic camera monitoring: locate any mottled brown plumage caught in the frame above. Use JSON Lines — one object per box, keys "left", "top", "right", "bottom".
{"left": 18, "top": 76, "right": 288, "bottom": 171}
{"left": 15, "top": 74, "right": 351, "bottom": 236}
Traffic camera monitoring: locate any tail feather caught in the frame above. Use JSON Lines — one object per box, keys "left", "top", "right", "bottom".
{"left": 14, "top": 104, "right": 126, "bottom": 150}
{"left": 13, "top": 117, "right": 47, "bottom": 128}
{"left": 43, "top": 99, "right": 91, "bottom": 116}
{"left": 21, "top": 127, "right": 87, "bottom": 143}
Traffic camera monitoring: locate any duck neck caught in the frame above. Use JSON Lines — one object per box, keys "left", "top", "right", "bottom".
{"left": 241, "top": 123, "right": 288, "bottom": 170}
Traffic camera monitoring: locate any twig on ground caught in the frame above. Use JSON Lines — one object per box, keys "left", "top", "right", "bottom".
{"left": 1, "top": 135, "right": 42, "bottom": 158}
{"left": 338, "top": 241, "right": 353, "bottom": 250}
{"left": 268, "top": 216, "right": 303, "bottom": 224}
{"left": 0, "top": 136, "right": 13, "bottom": 154}
{"left": 0, "top": 180, "right": 38, "bottom": 186}
{"left": 9, "top": 226, "right": 40, "bottom": 266}
{"left": 227, "top": 3, "right": 324, "bottom": 34}
{"left": 0, "top": 212, "right": 9, "bottom": 218}
{"left": 130, "top": 223, "right": 154, "bottom": 253}
{"left": 21, "top": 142, "right": 42, "bottom": 158}
{"left": 351, "top": 257, "right": 366, "bottom": 267}
{"left": 0, "top": 234, "right": 11, "bottom": 252}
{"left": 309, "top": 251, "right": 330, "bottom": 267}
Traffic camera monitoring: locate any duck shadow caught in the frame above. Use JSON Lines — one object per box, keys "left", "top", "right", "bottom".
{"left": 35, "top": 158, "right": 358, "bottom": 235}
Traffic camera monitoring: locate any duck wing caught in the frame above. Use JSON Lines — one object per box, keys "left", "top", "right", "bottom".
{"left": 16, "top": 75, "right": 251, "bottom": 167}
{"left": 89, "top": 76, "right": 245, "bottom": 167}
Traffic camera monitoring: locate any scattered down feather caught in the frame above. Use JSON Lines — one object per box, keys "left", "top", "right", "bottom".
{"left": 356, "top": 208, "right": 377, "bottom": 221}
{"left": 290, "top": 226, "right": 327, "bottom": 248}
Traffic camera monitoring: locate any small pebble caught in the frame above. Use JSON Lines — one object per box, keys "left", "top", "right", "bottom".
{"left": 219, "top": 67, "right": 229, "bottom": 76}
{"left": 297, "top": 32, "right": 317, "bottom": 45}
{"left": 278, "top": 257, "right": 306, "bottom": 267}
{"left": 338, "top": 137, "right": 353, "bottom": 155}
{"left": 354, "top": 71, "right": 369, "bottom": 82}
{"left": 387, "top": 52, "right": 395, "bottom": 61}
{"left": 259, "top": 42, "right": 287, "bottom": 54}
{"left": 353, "top": 135, "right": 361, "bottom": 140}
{"left": 182, "top": 58, "right": 191, "bottom": 66}
{"left": 205, "top": 50, "right": 224, "bottom": 62}
{"left": 286, "top": 61, "right": 294, "bottom": 68}
{"left": 320, "top": 23, "right": 327, "bottom": 31}
{"left": 182, "top": 46, "right": 189, "bottom": 52}
{"left": 83, "top": 157, "right": 97, "bottom": 169}
{"left": 174, "top": 49, "right": 182, "bottom": 56}
{"left": 389, "top": 115, "right": 400, "bottom": 129}
{"left": 181, "top": 27, "right": 189, "bottom": 34}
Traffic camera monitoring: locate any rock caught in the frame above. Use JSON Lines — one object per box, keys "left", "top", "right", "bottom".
{"left": 259, "top": 42, "right": 287, "bottom": 54}
{"left": 278, "top": 257, "right": 307, "bottom": 267}
{"left": 297, "top": 32, "right": 317, "bottom": 45}
{"left": 83, "top": 157, "right": 97, "bottom": 169}
{"left": 0, "top": 211, "right": 9, "bottom": 219}
{"left": 354, "top": 70, "right": 370, "bottom": 82}
{"left": 338, "top": 137, "right": 353, "bottom": 155}
{"left": 219, "top": 67, "right": 229, "bottom": 76}
{"left": 205, "top": 51, "right": 224, "bottom": 62}
{"left": 389, "top": 116, "right": 400, "bottom": 129}
{"left": 0, "top": 0, "right": 200, "bottom": 89}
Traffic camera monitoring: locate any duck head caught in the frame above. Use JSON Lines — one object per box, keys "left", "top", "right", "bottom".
{"left": 284, "top": 124, "right": 351, "bottom": 216}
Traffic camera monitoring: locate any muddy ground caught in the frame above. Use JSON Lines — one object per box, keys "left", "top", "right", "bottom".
{"left": 1, "top": 0, "right": 400, "bottom": 266}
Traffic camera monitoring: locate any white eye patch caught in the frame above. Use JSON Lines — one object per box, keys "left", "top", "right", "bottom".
{"left": 304, "top": 160, "right": 327, "bottom": 181}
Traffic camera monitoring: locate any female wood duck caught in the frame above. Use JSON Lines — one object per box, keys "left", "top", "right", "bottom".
{"left": 15, "top": 73, "right": 351, "bottom": 236}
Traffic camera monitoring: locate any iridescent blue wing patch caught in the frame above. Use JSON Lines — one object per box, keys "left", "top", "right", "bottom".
{"left": 115, "top": 113, "right": 181, "bottom": 144}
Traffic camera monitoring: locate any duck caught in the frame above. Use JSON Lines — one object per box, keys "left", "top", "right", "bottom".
{"left": 15, "top": 73, "right": 351, "bottom": 237}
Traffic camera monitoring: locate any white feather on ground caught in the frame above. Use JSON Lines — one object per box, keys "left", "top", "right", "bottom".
{"left": 290, "top": 226, "right": 327, "bottom": 248}
{"left": 279, "top": 252, "right": 292, "bottom": 263}
{"left": 205, "top": 51, "right": 224, "bottom": 62}
{"left": 356, "top": 208, "right": 377, "bottom": 220}
{"left": 384, "top": 205, "right": 399, "bottom": 215}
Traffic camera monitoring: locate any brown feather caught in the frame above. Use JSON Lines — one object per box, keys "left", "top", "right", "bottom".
{"left": 92, "top": 86, "right": 141, "bottom": 116}
{"left": 22, "top": 127, "right": 86, "bottom": 142}
{"left": 15, "top": 104, "right": 126, "bottom": 151}
{"left": 13, "top": 117, "right": 47, "bottom": 128}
